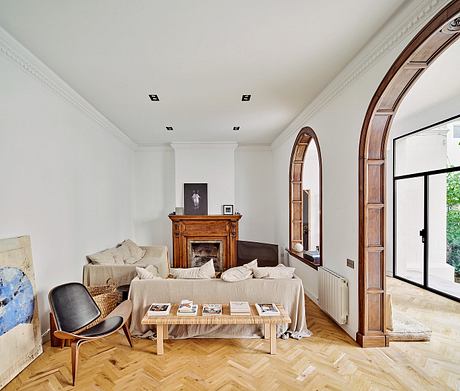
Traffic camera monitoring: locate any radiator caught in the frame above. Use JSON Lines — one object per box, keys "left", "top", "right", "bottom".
{"left": 318, "top": 267, "right": 349, "bottom": 325}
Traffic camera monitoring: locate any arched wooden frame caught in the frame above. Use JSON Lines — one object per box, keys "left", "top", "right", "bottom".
{"left": 358, "top": 1, "right": 460, "bottom": 348}
{"left": 289, "top": 127, "right": 323, "bottom": 268}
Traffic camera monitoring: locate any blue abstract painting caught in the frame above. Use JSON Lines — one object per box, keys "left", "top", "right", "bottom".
{"left": 0, "top": 266, "right": 34, "bottom": 336}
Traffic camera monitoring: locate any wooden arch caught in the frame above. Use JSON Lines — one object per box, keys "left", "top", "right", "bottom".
{"left": 358, "top": 1, "right": 460, "bottom": 347}
{"left": 289, "top": 127, "right": 322, "bottom": 266}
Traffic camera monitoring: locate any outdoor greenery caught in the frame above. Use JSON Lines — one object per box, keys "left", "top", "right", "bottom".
{"left": 446, "top": 171, "right": 460, "bottom": 274}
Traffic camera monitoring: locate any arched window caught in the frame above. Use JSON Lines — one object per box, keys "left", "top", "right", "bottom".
{"left": 288, "top": 127, "right": 322, "bottom": 269}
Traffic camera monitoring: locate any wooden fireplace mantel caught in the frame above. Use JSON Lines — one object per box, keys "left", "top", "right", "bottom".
{"left": 169, "top": 214, "right": 242, "bottom": 270}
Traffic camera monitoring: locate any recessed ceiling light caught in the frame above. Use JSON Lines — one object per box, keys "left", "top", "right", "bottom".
{"left": 166, "top": 126, "right": 173, "bottom": 131}
{"left": 233, "top": 126, "right": 240, "bottom": 131}
{"left": 149, "top": 94, "right": 159, "bottom": 101}
{"left": 241, "top": 94, "right": 251, "bottom": 102}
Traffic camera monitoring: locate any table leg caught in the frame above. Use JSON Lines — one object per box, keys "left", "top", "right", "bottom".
{"left": 269, "top": 324, "right": 276, "bottom": 355}
{"left": 156, "top": 325, "right": 164, "bottom": 355}
{"left": 264, "top": 324, "right": 269, "bottom": 340}
{"left": 163, "top": 324, "right": 169, "bottom": 340}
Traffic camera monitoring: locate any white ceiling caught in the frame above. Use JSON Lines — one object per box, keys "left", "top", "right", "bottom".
{"left": 0, "top": 0, "right": 407, "bottom": 145}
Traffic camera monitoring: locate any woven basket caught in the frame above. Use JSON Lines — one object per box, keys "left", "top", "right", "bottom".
{"left": 85, "top": 280, "right": 122, "bottom": 328}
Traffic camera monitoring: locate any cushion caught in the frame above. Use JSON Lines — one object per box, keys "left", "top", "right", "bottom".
{"left": 136, "top": 265, "right": 162, "bottom": 280}
{"left": 253, "top": 264, "right": 295, "bottom": 279}
{"left": 87, "top": 248, "right": 124, "bottom": 265}
{"left": 170, "top": 260, "right": 215, "bottom": 279}
{"left": 139, "top": 245, "right": 170, "bottom": 278}
{"left": 221, "top": 259, "right": 258, "bottom": 282}
{"left": 121, "top": 239, "right": 146, "bottom": 264}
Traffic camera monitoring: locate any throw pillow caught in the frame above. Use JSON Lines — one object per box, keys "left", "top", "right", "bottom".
{"left": 221, "top": 259, "right": 258, "bottom": 282}
{"left": 121, "top": 239, "right": 146, "bottom": 264}
{"left": 170, "top": 259, "right": 216, "bottom": 279}
{"left": 87, "top": 248, "right": 119, "bottom": 265}
{"left": 253, "top": 264, "right": 295, "bottom": 279}
{"left": 136, "top": 265, "right": 162, "bottom": 280}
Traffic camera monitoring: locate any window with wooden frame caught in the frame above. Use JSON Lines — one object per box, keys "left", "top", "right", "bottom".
{"left": 288, "top": 127, "right": 323, "bottom": 269}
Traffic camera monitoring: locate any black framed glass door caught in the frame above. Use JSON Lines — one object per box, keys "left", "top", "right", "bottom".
{"left": 393, "top": 115, "right": 460, "bottom": 302}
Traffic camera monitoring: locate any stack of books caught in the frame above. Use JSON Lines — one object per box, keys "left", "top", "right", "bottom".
{"left": 230, "top": 301, "right": 251, "bottom": 316}
{"left": 202, "top": 304, "right": 222, "bottom": 316}
{"left": 177, "top": 299, "right": 198, "bottom": 316}
{"left": 147, "top": 303, "right": 171, "bottom": 316}
{"left": 255, "top": 303, "right": 280, "bottom": 316}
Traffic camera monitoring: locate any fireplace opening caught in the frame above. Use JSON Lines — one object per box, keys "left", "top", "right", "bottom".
{"left": 189, "top": 240, "right": 223, "bottom": 271}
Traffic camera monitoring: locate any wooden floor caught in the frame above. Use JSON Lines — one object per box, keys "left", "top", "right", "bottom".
{"left": 5, "top": 278, "right": 460, "bottom": 390}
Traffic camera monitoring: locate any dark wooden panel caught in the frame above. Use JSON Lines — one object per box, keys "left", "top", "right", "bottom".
{"left": 367, "top": 115, "right": 390, "bottom": 159}
{"left": 367, "top": 293, "right": 383, "bottom": 331}
{"left": 366, "top": 207, "right": 384, "bottom": 247}
{"left": 379, "top": 68, "right": 420, "bottom": 110}
{"left": 367, "top": 250, "right": 383, "bottom": 289}
{"left": 367, "top": 163, "right": 384, "bottom": 204}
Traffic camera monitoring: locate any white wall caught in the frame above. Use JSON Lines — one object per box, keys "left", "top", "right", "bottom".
{"left": 271, "top": 1, "right": 442, "bottom": 337}
{"left": 0, "top": 54, "right": 134, "bottom": 334}
{"left": 172, "top": 143, "right": 237, "bottom": 215}
{"left": 235, "top": 146, "right": 275, "bottom": 243}
{"left": 132, "top": 145, "right": 277, "bottom": 250}
{"left": 132, "top": 147, "right": 175, "bottom": 254}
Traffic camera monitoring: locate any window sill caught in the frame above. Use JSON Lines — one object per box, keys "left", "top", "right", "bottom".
{"left": 286, "top": 249, "right": 321, "bottom": 270}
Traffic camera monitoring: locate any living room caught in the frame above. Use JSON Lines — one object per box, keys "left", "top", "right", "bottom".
{"left": 1, "top": 1, "right": 460, "bottom": 390}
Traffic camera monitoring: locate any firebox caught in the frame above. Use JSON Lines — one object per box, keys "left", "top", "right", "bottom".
{"left": 188, "top": 240, "right": 223, "bottom": 271}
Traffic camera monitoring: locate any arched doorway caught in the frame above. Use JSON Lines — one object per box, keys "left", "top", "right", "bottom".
{"left": 289, "top": 127, "right": 322, "bottom": 268}
{"left": 358, "top": 1, "right": 460, "bottom": 347}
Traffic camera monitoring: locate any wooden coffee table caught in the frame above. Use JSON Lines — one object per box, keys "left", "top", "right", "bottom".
{"left": 141, "top": 304, "right": 291, "bottom": 355}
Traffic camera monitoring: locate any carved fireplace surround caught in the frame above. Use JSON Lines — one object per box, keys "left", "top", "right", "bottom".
{"left": 169, "top": 214, "right": 242, "bottom": 271}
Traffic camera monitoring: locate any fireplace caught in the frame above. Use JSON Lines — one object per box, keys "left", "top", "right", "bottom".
{"left": 169, "top": 214, "right": 241, "bottom": 270}
{"left": 189, "top": 240, "right": 223, "bottom": 271}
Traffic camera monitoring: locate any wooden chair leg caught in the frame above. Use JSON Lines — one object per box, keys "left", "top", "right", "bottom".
{"left": 70, "top": 341, "right": 81, "bottom": 386}
{"left": 122, "top": 323, "right": 133, "bottom": 348}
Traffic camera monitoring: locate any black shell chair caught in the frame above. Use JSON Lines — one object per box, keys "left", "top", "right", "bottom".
{"left": 49, "top": 282, "right": 133, "bottom": 386}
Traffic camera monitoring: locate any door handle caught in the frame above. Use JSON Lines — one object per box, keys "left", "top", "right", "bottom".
{"left": 419, "top": 228, "right": 426, "bottom": 243}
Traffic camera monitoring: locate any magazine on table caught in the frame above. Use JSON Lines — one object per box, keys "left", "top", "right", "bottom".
{"left": 177, "top": 301, "right": 198, "bottom": 316}
{"left": 230, "top": 301, "right": 251, "bottom": 315}
{"left": 202, "top": 304, "right": 222, "bottom": 316}
{"left": 147, "top": 303, "right": 171, "bottom": 316}
{"left": 255, "top": 303, "right": 280, "bottom": 316}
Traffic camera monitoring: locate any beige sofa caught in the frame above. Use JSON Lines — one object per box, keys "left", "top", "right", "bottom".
{"left": 83, "top": 245, "right": 169, "bottom": 287}
{"left": 129, "top": 276, "right": 311, "bottom": 339}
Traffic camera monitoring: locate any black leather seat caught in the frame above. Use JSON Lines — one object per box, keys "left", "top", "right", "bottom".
{"left": 79, "top": 316, "right": 123, "bottom": 337}
{"left": 48, "top": 282, "right": 133, "bottom": 386}
{"left": 49, "top": 282, "right": 101, "bottom": 332}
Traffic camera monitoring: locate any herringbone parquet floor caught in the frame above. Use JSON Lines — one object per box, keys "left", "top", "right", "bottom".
{"left": 5, "top": 278, "right": 460, "bottom": 390}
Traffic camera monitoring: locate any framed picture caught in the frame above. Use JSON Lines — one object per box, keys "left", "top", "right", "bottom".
{"left": 223, "top": 205, "right": 234, "bottom": 215}
{"left": 184, "top": 183, "right": 208, "bottom": 215}
{"left": 0, "top": 236, "right": 42, "bottom": 388}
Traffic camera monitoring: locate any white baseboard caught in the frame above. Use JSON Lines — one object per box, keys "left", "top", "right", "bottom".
{"left": 304, "top": 289, "right": 319, "bottom": 305}
{"left": 41, "top": 329, "right": 50, "bottom": 344}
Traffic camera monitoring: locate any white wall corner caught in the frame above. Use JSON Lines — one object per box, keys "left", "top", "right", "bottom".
{"left": 0, "top": 25, "right": 137, "bottom": 150}
{"left": 270, "top": 0, "right": 449, "bottom": 150}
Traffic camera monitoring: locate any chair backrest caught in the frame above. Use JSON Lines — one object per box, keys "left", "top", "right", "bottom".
{"left": 49, "top": 282, "right": 101, "bottom": 333}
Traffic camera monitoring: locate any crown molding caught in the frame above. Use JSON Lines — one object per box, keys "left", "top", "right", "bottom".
{"left": 236, "top": 144, "right": 272, "bottom": 151}
{"left": 0, "top": 26, "right": 137, "bottom": 150}
{"left": 135, "top": 144, "right": 173, "bottom": 152}
{"left": 171, "top": 142, "right": 238, "bottom": 150}
{"left": 271, "top": 0, "right": 450, "bottom": 150}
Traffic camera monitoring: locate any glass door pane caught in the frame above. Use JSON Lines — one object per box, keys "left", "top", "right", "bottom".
{"left": 395, "top": 177, "right": 425, "bottom": 284}
{"left": 428, "top": 172, "right": 460, "bottom": 299}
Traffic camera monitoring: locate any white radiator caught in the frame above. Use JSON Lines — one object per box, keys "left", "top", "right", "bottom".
{"left": 318, "top": 267, "right": 349, "bottom": 325}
